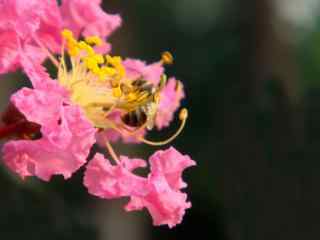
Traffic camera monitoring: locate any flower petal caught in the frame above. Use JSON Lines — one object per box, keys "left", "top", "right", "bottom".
{"left": 84, "top": 154, "right": 147, "bottom": 199}
{"left": 60, "top": 0, "right": 121, "bottom": 38}
{"left": 125, "top": 173, "right": 192, "bottom": 228}
{"left": 0, "top": 0, "right": 62, "bottom": 74}
{"left": 149, "top": 147, "right": 196, "bottom": 190}
{"left": 155, "top": 77, "right": 185, "bottom": 129}
{"left": 84, "top": 148, "right": 195, "bottom": 228}
{"left": 123, "top": 59, "right": 164, "bottom": 85}
{"left": 2, "top": 105, "right": 96, "bottom": 181}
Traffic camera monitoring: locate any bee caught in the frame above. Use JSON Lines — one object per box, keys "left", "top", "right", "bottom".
{"left": 121, "top": 75, "right": 166, "bottom": 130}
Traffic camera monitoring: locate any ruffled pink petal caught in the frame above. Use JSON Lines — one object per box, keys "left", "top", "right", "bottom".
{"left": 11, "top": 87, "right": 64, "bottom": 127}
{"left": 96, "top": 128, "right": 121, "bottom": 144}
{"left": 0, "top": 31, "right": 19, "bottom": 74}
{"left": 2, "top": 49, "right": 95, "bottom": 181}
{"left": 10, "top": 52, "right": 69, "bottom": 126}
{"left": 60, "top": 0, "right": 121, "bottom": 38}
{"left": 94, "top": 41, "right": 112, "bottom": 54}
{"left": 149, "top": 147, "right": 196, "bottom": 190}
{"left": 35, "top": 0, "right": 63, "bottom": 53}
{"left": 18, "top": 51, "right": 68, "bottom": 95}
{"left": 2, "top": 105, "right": 96, "bottom": 181}
{"left": 0, "top": 0, "right": 62, "bottom": 74}
{"left": 155, "top": 77, "right": 185, "bottom": 129}
{"left": 0, "top": 0, "right": 41, "bottom": 38}
{"left": 84, "top": 148, "right": 195, "bottom": 228}
{"left": 126, "top": 147, "right": 195, "bottom": 227}
{"left": 97, "top": 128, "right": 146, "bottom": 145}
{"left": 123, "top": 59, "right": 164, "bottom": 85}
{"left": 125, "top": 173, "right": 191, "bottom": 228}
{"left": 84, "top": 154, "right": 147, "bottom": 199}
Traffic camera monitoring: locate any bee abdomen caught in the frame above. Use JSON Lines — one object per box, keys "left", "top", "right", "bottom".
{"left": 121, "top": 109, "right": 147, "bottom": 128}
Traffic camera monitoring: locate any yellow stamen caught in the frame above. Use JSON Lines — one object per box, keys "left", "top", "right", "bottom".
{"left": 105, "top": 140, "right": 120, "bottom": 164}
{"left": 179, "top": 108, "right": 188, "bottom": 120}
{"left": 85, "top": 36, "right": 103, "bottom": 46}
{"left": 112, "top": 87, "right": 122, "bottom": 98}
{"left": 94, "top": 54, "right": 104, "bottom": 64}
{"left": 161, "top": 51, "right": 174, "bottom": 65}
{"left": 61, "top": 29, "right": 74, "bottom": 39}
{"left": 59, "top": 29, "right": 187, "bottom": 145}
{"left": 101, "top": 66, "right": 117, "bottom": 76}
{"left": 137, "top": 108, "right": 188, "bottom": 146}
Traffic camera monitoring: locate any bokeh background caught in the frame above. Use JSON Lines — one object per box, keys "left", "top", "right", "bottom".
{"left": 1, "top": 0, "right": 320, "bottom": 239}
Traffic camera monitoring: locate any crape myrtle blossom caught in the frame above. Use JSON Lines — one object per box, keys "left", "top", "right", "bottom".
{"left": 2, "top": 52, "right": 96, "bottom": 181}
{"left": 0, "top": 0, "right": 120, "bottom": 74}
{"left": 84, "top": 147, "right": 196, "bottom": 228}
{"left": 0, "top": 1, "right": 195, "bottom": 228}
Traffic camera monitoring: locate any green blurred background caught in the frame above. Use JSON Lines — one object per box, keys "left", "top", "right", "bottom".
{"left": 1, "top": 0, "right": 320, "bottom": 239}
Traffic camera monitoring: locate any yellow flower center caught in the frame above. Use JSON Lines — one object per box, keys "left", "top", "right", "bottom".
{"left": 58, "top": 29, "right": 164, "bottom": 130}
{"left": 50, "top": 29, "right": 187, "bottom": 148}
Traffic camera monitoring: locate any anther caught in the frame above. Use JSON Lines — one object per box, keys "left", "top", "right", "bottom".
{"left": 112, "top": 87, "right": 122, "bottom": 98}
{"left": 179, "top": 108, "right": 188, "bottom": 121}
{"left": 161, "top": 51, "right": 174, "bottom": 65}
{"left": 61, "top": 29, "right": 73, "bottom": 39}
{"left": 85, "top": 36, "right": 103, "bottom": 46}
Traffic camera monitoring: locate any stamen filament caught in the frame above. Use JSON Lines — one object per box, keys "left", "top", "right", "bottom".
{"left": 138, "top": 108, "right": 188, "bottom": 146}
{"left": 105, "top": 140, "right": 120, "bottom": 164}
{"left": 32, "top": 35, "right": 59, "bottom": 67}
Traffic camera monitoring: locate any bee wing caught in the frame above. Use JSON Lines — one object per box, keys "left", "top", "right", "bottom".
{"left": 144, "top": 102, "right": 158, "bottom": 130}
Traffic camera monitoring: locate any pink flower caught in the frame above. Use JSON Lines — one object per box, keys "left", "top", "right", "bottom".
{"left": 155, "top": 77, "right": 185, "bottom": 129}
{"left": 0, "top": 0, "right": 62, "bottom": 74}
{"left": 2, "top": 52, "right": 96, "bottom": 181}
{"left": 84, "top": 147, "right": 196, "bottom": 228}
{"left": 123, "top": 59, "right": 164, "bottom": 85}
{"left": 0, "top": 2, "right": 195, "bottom": 229}
{"left": 60, "top": 0, "right": 121, "bottom": 39}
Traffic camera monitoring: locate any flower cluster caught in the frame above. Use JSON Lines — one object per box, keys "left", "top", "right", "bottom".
{"left": 0, "top": 0, "right": 195, "bottom": 228}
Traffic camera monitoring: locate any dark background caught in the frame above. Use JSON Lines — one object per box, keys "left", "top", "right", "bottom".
{"left": 1, "top": 0, "right": 320, "bottom": 239}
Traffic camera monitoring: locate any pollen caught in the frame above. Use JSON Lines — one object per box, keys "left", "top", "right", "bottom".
{"left": 61, "top": 30, "right": 126, "bottom": 83}
{"left": 161, "top": 51, "right": 174, "bottom": 65}
{"left": 179, "top": 108, "right": 188, "bottom": 121}
{"left": 85, "top": 36, "right": 103, "bottom": 46}
{"left": 57, "top": 29, "right": 182, "bottom": 136}
{"left": 112, "top": 87, "right": 122, "bottom": 98}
